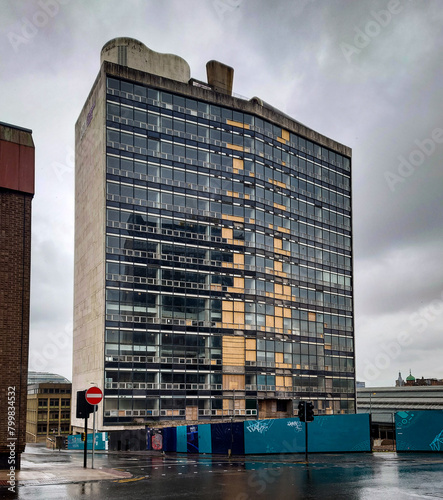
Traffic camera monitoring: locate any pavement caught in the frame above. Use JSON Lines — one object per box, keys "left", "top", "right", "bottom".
{"left": 0, "top": 444, "right": 132, "bottom": 486}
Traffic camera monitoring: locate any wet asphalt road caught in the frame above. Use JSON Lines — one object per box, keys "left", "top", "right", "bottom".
{"left": 3, "top": 448, "right": 443, "bottom": 499}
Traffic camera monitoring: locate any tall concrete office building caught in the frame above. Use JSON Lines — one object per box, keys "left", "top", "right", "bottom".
{"left": 0, "top": 122, "right": 34, "bottom": 468}
{"left": 72, "top": 38, "right": 354, "bottom": 432}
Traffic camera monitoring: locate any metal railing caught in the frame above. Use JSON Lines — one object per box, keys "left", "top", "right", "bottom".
{"left": 105, "top": 354, "right": 222, "bottom": 365}
{"left": 104, "top": 382, "right": 222, "bottom": 391}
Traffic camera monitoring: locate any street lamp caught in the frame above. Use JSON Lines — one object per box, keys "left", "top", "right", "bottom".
{"left": 369, "top": 392, "right": 376, "bottom": 414}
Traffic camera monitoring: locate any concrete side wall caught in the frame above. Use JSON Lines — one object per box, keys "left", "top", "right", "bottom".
{"left": 101, "top": 38, "right": 191, "bottom": 84}
{"left": 72, "top": 68, "right": 107, "bottom": 431}
{"left": 0, "top": 124, "right": 34, "bottom": 147}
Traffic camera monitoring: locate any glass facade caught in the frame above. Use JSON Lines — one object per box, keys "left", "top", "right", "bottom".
{"left": 102, "top": 75, "right": 354, "bottom": 424}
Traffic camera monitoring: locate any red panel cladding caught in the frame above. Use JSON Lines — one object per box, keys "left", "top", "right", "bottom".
{"left": 0, "top": 140, "right": 20, "bottom": 190}
{"left": 0, "top": 140, "right": 35, "bottom": 195}
{"left": 19, "top": 145, "right": 35, "bottom": 194}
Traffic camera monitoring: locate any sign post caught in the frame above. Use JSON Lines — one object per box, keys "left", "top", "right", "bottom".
{"left": 85, "top": 387, "right": 103, "bottom": 469}
{"left": 92, "top": 405, "right": 96, "bottom": 469}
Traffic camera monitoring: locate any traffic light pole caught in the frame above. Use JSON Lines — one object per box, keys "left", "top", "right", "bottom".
{"left": 83, "top": 417, "right": 88, "bottom": 469}
{"left": 305, "top": 404, "right": 309, "bottom": 463}
{"left": 298, "top": 400, "right": 314, "bottom": 463}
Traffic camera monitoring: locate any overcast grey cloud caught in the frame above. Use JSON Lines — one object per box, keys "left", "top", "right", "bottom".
{"left": 1, "top": 0, "right": 442, "bottom": 386}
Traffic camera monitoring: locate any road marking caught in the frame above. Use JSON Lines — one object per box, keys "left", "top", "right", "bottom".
{"left": 115, "top": 477, "right": 145, "bottom": 484}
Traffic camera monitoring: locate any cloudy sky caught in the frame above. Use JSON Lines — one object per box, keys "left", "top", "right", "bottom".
{"left": 2, "top": 0, "right": 442, "bottom": 387}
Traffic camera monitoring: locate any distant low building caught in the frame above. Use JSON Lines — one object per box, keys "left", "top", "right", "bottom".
{"left": 26, "top": 381, "right": 72, "bottom": 443}
{"left": 28, "top": 371, "right": 71, "bottom": 385}
{"left": 357, "top": 385, "right": 443, "bottom": 441}
{"left": 405, "top": 370, "right": 416, "bottom": 386}
{"left": 414, "top": 378, "right": 443, "bottom": 386}
{"left": 397, "top": 370, "right": 443, "bottom": 387}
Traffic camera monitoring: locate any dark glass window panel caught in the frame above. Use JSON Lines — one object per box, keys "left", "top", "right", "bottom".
{"left": 174, "top": 194, "right": 185, "bottom": 206}
{"left": 161, "top": 192, "right": 173, "bottom": 204}
{"left": 174, "top": 144, "right": 185, "bottom": 157}
{"left": 107, "top": 182, "right": 119, "bottom": 195}
{"left": 186, "top": 98, "right": 198, "bottom": 111}
{"left": 107, "top": 156, "right": 119, "bottom": 169}
{"left": 210, "top": 128, "right": 221, "bottom": 141}
{"left": 134, "top": 161, "right": 147, "bottom": 175}
{"left": 134, "top": 135, "right": 147, "bottom": 149}
{"left": 107, "top": 77, "right": 120, "bottom": 90}
{"left": 186, "top": 196, "right": 198, "bottom": 209}
{"left": 121, "top": 132, "right": 133, "bottom": 146}
{"left": 147, "top": 88, "right": 158, "bottom": 100}
{"left": 186, "top": 147, "right": 198, "bottom": 160}
{"left": 119, "top": 158, "right": 132, "bottom": 172}
{"left": 161, "top": 92, "right": 173, "bottom": 104}
{"left": 107, "top": 103, "right": 120, "bottom": 117}
{"left": 161, "top": 117, "right": 173, "bottom": 129}
{"left": 106, "top": 209, "right": 119, "bottom": 222}
{"left": 161, "top": 142, "right": 173, "bottom": 154}
{"left": 209, "top": 176, "right": 221, "bottom": 188}
{"left": 222, "top": 131, "right": 232, "bottom": 143}
{"left": 174, "top": 169, "right": 186, "bottom": 182}
{"left": 121, "top": 107, "right": 133, "bottom": 120}
{"left": 221, "top": 108, "right": 232, "bottom": 121}
{"left": 222, "top": 204, "right": 232, "bottom": 215}
{"left": 148, "top": 164, "right": 159, "bottom": 177}
{"left": 174, "top": 119, "right": 186, "bottom": 133}
{"left": 148, "top": 114, "right": 159, "bottom": 126}
{"left": 120, "top": 185, "right": 133, "bottom": 198}
{"left": 198, "top": 125, "right": 209, "bottom": 139}
{"left": 134, "top": 84, "right": 146, "bottom": 98}
{"left": 134, "top": 109, "right": 146, "bottom": 123}
{"left": 147, "top": 191, "right": 159, "bottom": 202}
{"left": 186, "top": 122, "right": 198, "bottom": 135}
{"left": 107, "top": 129, "right": 120, "bottom": 143}
{"left": 198, "top": 101, "right": 208, "bottom": 113}
{"left": 134, "top": 188, "right": 146, "bottom": 200}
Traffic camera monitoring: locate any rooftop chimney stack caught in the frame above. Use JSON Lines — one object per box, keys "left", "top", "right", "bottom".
{"left": 206, "top": 60, "right": 234, "bottom": 95}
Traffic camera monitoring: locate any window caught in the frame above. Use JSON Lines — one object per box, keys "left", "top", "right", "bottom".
{"left": 277, "top": 400, "right": 287, "bottom": 412}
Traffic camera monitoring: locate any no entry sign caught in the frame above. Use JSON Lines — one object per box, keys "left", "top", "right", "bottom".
{"left": 85, "top": 386, "right": 103, "bottom": 405}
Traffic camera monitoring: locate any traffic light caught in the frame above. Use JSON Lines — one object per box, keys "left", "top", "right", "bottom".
{"left": 306, "top": 401, "right": 315, "bottom": 422}
{"left": 76, "top": 390, "right": 94, "bottom": 419}
{"left": 298, "top": 401, "right": 306, "bottom": 422}
{"left": 81, "top": 433, "right": 86, "bottom": 442}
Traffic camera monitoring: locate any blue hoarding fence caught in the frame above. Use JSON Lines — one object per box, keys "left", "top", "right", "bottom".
{"left": 68, "top": 432, "right": 108, "bottom": 451}
{"left": 152, "top": 413, "right": 371, "bottom": 455}
{"left": 396, "top": 410, "right": 443, "bottom": 451}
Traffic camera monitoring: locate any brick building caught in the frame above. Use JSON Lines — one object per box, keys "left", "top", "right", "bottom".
{"left": 0, "top": 122, "right": 35, "bottom": 469}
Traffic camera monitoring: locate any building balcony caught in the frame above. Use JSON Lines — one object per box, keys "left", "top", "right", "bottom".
{"left": 105, "top": 382, "right": 222, "bottom": 391}
{"left": 103, "top": 408, "right": 258, "bottom": 418}
{"left": 105, "top": 354, "right": 222, "bottom": 365}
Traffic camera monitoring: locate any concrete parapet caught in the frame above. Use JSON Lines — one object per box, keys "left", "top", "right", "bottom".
{"left": 101, "top": 37, "right": 191, "bottom": 83}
